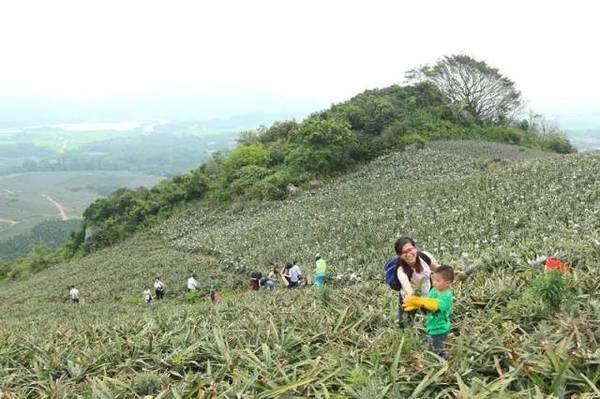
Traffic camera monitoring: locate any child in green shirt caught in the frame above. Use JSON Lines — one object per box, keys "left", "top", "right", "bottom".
{"left": 313, "top": 254, "right": 327, "bottom": 287}
{"left": 403, "top": 265, "right": 454, "bottom": 359}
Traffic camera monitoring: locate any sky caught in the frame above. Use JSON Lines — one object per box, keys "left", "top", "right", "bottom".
{"left": 1, "top": 0, "right": 599, "bottom": 122}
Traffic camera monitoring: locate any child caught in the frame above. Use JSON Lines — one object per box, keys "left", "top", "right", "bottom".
{"left": 154, "top": 277, "right": 166, "bottom": 299}
{"left": 313, "top": 254, "right": 327, "bottom": 287}
{"left": 266, "top": 265, "right": 277, "bottom": 291}
{"left": 69, "top": 285, "right": 80, "bottom": 304}
{"left": 249, "top": 271, "right": 262, "bottom": 291}
{"left": 143, "top": 288, "right": 153, "bottom": 304}
{"left": 187, "top": 274, "right": 198, "bottom": 291}
{"left": 403, "top": 265, "right": 454, "bottom": 359}
{"left": 209, "top": 284, "right": 223, "bottom": 303}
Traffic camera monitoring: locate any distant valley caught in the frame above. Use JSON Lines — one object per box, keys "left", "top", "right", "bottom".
{"left": 0, "top": 113, "right": 306, "bottom": 257}
{"left": 564, "top": 127, "right": 600, "bottom": 150}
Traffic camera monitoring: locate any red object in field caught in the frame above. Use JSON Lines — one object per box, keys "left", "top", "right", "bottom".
{"left": 544, "top": 257, "right": 570, "bottom": 272}
{"left": 249, "top": 279, "right": 260, "bottom": 290}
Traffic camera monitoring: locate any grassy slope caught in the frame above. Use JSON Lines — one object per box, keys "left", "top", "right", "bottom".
{"left": 1, "top": 141, "right": 599, "bottom": 397}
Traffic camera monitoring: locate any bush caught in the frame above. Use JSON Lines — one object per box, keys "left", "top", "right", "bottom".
{"left": 132, "top": 372, "right": 163, "bottom": 395}
{"left": 185, "top": 289, "right": 202, "bottom": 303}
{"left": 540, "top": 132, "right": 577, "bottom": 154}
{"left": 229, "top": 165, "right": 271, "bottom": 199}
{"left": 225, "top": 143, "right": 271, "bottom": 178}
{"left": 249, "top": 169, "right": 297, "bottom": 200}
{"left": 532, "top": 270, "right": 571, "bottom": 311}
{"left": 397, "top": 134, "right": 426, "bottom": 150}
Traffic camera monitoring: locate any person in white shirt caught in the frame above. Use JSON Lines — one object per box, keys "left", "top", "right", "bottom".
{"left": 288, "top": 262, "right": 302, "bottom": 288}
{"left": 392, "top": 236, "right": 439, "bottom": 329}
{"left": 69, "top": 285, "right": 80, "bottom": 303}
{"left": 154, "top": 277, "right": 166, "bottom": 299}
{"left": 143, "top": 288, "right": 153, "bottom": 304}
{"left": 187, "top": 274, "right": 198, "bottom": 291}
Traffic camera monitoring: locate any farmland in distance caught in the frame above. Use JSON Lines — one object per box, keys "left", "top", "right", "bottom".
{"left": 0, "top": 171, "right": 164, "bottom": 242}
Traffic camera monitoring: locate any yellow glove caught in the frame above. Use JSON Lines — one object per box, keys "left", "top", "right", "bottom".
{"left": 402, "top": 304, "right": 419, "bottom": 311}
{"left": 402, "top": 295, "right": 420, "bottom": 311}
{"left": 403, "top": 295, "right": 420, "bottom": 306}
{"left": 403, "top": 295, "right": 439, "bottom": 311}
{"left": 413, "top": 297, "right": 439, "bottom": 312}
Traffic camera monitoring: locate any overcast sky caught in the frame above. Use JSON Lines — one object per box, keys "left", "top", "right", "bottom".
{"left": 1, "top": 0, "right": 598, "bottom": 118}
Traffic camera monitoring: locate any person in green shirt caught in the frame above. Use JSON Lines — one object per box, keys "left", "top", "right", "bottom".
{"left": 313, "top": 254, "right": 327, "bottom": 287}
{"left": 403, "top": 265, "right": 454, "bottom": 359}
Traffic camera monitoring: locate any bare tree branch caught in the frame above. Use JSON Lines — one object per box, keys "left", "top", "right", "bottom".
{"left": 406, "top": 55, "right": 522, "bottom": 122}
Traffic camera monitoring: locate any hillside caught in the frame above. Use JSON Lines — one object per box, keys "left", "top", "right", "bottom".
{"left": 58, "top": 81, "right": 575, "bottom": 260}
{"left": 1, "top": 141, "right": 599, "bottom": 397}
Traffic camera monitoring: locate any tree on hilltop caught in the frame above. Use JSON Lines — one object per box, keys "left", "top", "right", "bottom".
{"left": 406, "top": 54, "right": 522, "bottom": 122}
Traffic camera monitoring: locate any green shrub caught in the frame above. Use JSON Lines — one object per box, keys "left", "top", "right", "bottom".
{"left": 132, "top": 372, "right": 163, "bottom": 395}
{"left": 541, "top": 132, "right": 577, "bottom": 154}
{"left": 532, "top": 270, "right": 571, "bottom": 311}
{"left": 225, "top": 143, "right": 271, "bottom": 177}
{"left": 397, "top": 134, "right": 426, "bottom": 150}
{"left": 348, "top": 366, "right": 373, "bottom": 388}
{"left": 185, "top": 289, "right": 202, "bottom": 303}
{"left": 229, "top": 165, "right": 271, "bottom": 199}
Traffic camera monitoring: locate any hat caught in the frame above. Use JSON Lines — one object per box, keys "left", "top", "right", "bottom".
{"left": 315, "top": 254, "right": 321, "bottom": 260}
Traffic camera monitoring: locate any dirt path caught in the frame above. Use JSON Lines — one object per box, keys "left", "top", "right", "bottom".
{"left": 0, "top": 218, "right": 18, "bottom": 225}
{"left": 42, "top": 194, "right": 68, "bottom": 220}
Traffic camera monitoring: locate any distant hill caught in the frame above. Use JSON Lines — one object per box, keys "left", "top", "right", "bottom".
{"left": 0, "top": 94, "right": 321, "bottom": 128}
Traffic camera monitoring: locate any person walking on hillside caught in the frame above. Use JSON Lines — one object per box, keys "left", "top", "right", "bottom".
{"left": 187, "top": 273, "right": 198, "bottom": 291}
{"left": 313, "top": 254, "right": 327, "bottom": 287}
{"left": 154, "top": 277, "right": 166, "bottom": 299}
{"left": 69, "top": 285, "right": 80, "bottom": 304}
{"left": 288, "top": 261, "right": 302, "bottom": 288}
{"left": 384, "top": 236, "right": 439, "bottom": 329}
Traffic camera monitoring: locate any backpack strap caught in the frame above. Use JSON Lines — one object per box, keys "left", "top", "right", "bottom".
{"left": 418, "top": 251, "right": 432, "bottom": 266}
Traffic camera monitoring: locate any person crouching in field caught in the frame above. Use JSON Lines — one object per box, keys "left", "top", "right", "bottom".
{"left": 154, "top": 277, "right": 166, "bottom": 299}
{"left": 265, "top": 265, "right": 278, "bottom": 291}
{"left": 385, "top": 236, "right": 439, "bottom": 329}
{"left": 69, "top": 285, "right": 80, "bottom": 304}
{"left": 187, "top": 273, "right": 198, "bottom": 291}
{"left": 143, "top": 288, "right": 153, "bottom": 304}
{"left": 403, "top": 265, "right": 454, "bottom": 359}
{"left": 281, "top": 264, "right": 291, "bottom": 287}
{"left": 288, "top": 261, "right": 302, "bottom": 288}
{"left": 249, "top": 271, "right": 262, "bottom": 291}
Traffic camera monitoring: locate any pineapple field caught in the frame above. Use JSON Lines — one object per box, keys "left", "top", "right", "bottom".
{"left": 1, "top": 141, "right": 599, "bottom": 398}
